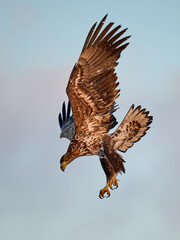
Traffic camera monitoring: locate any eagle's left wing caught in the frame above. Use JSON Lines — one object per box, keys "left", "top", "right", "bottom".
{"left": 66, "top": 15, "right": 130, "bottom": 137}
{"left": 111, "top": 105, "right": 153, "bottom": 152}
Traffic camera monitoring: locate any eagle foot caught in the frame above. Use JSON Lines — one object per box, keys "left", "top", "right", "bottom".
{"left": 99, "top": 184, "right": 110, "bottom": 199}
{"left": 109, "top": 174, "right": 118, "bottom": 190}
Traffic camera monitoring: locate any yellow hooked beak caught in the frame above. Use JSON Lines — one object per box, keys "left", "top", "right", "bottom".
{"left": 60, "top": 160, "right": 68, "bottom": 172}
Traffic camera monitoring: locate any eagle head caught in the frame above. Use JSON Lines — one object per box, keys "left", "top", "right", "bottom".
{"left": 60, "top": 152, "right": 76, "bottom": 172}
{"left": 60, "top": 154, "right": 69, "bottom": 172}
{"left": 60, "top": 138, "right": 88, "bottom": 171}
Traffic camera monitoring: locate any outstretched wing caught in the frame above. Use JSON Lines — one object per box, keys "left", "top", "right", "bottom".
{"left": 112, "top": 105, "right": 153, "bottom": 152}
{"left": 67, "top": 15, "right": 130, "bottom": 136}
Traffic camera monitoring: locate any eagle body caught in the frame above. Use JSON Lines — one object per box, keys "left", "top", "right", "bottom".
{"left": 59, "top": 15, "right": 153, "bottom": 198}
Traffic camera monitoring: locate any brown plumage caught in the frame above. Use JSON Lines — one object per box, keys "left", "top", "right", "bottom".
{"left": 60, "top": 15, "right": 153, "bottom": 198}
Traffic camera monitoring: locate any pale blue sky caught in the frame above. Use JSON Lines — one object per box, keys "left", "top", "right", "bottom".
{"left": 0, "top": 1, "right": 180, "bottom": 240}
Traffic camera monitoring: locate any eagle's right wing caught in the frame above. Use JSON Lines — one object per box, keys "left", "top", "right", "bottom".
{"left": 111, "top": 105, "right": 153, "bottom": 152}
{"left": 58, "top": 101, "right": 75, "bottom": 141}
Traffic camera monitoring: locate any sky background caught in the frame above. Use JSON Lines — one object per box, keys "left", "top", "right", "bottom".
{"left": 0, "top": 0, "right": 180, "bottom": 239}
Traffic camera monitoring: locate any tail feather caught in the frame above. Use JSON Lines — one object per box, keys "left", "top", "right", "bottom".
{"left": 112, "top": 104, "right": 153, "bottom": 152}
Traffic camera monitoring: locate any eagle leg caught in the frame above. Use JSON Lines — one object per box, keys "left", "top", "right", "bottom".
{"left": 98, "top": 149, "right": 118, "bottom": 198}
{"left": 103, "top": 135, "right": 126, "bottom": 174}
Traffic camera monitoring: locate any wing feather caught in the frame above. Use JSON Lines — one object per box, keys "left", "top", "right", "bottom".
{"left": 99, "top": 25, "right": 121, "bottom": 46}
{"left": 93, "top": 22, "right": 114, "bottom": 46}
{"left": 106, "top": 28, "right": 128, "bottom": 46}
{"left": 81, "top": 22, "right": 97, "bottom": 53}
{"left": 87, "top": 14, "right": 108, "bottom": 47}
{"left": 67, "top": 100, "right": 71, "bottom": 119}
{"left": 67, "top": 15, "right": 130, "bottom": 136}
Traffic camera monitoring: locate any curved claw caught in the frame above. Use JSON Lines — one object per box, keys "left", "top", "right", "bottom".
{"left": 109, "top": 184, "right": 115, "bottom": 190}
{"left": 106, "top": 193, "right": 111, "bottom": 198}
{"left": 110, "top": 184, "right": 118, "bottom": 190}
{"left": 113, "top": 184, "right": 118, "bottom": 189}
{"left": 99, "top": 185, "right": 111, "bottom": 199}
{"left": 99, "top": 191, "right": 105, "bottom": 199}
{"left": 109, "top": 174, "right": 119, "bottom": 190}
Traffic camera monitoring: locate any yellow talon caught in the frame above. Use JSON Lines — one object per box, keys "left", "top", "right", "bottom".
{"left": 109, "top": 174, "right": 118, "bottom": 189}
{"left": 99, "top": 184, "right": 110, "bottom": 199}
{"left": 99, "top": 174, "right": 119, "bottom": 198}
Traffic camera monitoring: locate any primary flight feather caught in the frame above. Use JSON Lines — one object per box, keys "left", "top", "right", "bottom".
{"left": 59, "top": 15, "right": 153, "bottom": 198}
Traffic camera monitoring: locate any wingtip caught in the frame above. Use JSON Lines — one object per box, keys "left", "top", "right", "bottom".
{"left": 104, "top": 13, "right": 108, "bottom": 19}
{"left": 62, "top": 101, "right": 66, "bottom": 122}
{"left": 62, "top": 101, "right": 65, "bottom": 111}
{"left": 92, "top": 21, "right": 98, "bottom": 28}
{"left": 126, "top": 35, "right": 131, "bottom": 40}
{"left": 67, "top": 100, "right": 71, "bottom": 119}
{"left": 58, "top": 113, "right": 63, "bottom": 128}
{"left": 101, "top": 14, "right": 108, "bottom": 23}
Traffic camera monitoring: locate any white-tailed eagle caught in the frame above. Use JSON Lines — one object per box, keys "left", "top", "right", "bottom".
{"left": 58, "top": 15, "right": 153, "bottom": 198}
